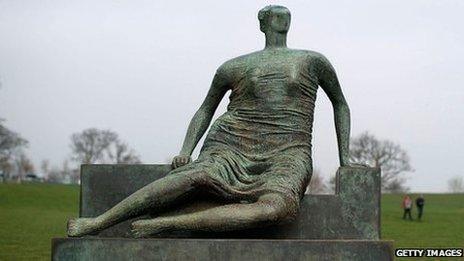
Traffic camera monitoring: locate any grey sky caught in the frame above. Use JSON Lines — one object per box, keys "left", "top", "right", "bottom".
{"left": 1, "top": 0, "right": 463, "bottom": 192}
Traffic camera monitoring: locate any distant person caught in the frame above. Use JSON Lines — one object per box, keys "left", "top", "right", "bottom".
{"left": 402, "top": 195, "right": 413, "bottom": 220}
{"left": 416, "top": 194, "right": 425, "bottom": 220}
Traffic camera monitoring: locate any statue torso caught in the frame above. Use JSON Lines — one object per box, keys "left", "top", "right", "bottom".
{"left": 202, "top": 48, "right": 323, "bottom": 157}
{"left": 222, "top": 48, "right": 320, "bottom": 118}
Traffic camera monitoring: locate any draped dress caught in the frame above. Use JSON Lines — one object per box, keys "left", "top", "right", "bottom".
{"left": 171, "top": 49, "right": 322, "bottom": 209}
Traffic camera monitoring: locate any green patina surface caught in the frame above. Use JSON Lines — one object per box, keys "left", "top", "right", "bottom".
{"left": 78, "top": 164, "right": 381, "bottom": 240}
{"left": 67, "top": 5, "right": 353, "bottom": 238}
{"left": 52, "top": 238, "right": 394, "bottom": 261}
{"left": 338, "top": 167, "right": 381, "bottom": 239}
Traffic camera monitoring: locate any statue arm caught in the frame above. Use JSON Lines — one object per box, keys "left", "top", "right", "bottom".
{"left": 177, "top": 68, "right": 229, "bottom": 158}
{"left": 317, "top": 55, "right": 351, "bottom": 166}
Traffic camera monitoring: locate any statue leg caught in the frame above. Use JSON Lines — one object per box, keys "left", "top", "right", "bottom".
{"left": 130, "top": 192, "right": 296, "bottom": 238}
{"left": 67, "top": 170, "right": 207, "bottom": 237}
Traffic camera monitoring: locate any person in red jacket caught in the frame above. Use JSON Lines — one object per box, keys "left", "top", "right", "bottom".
{"left": 402, "top": 195, "right": 413, "bottom": 220}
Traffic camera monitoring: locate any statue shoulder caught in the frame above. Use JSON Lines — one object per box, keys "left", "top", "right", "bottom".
{"left": 215, "top": 51, "right": 261, "bottom": 78}
{"left": 222, "top": 51, "right": 260, "bottom": 67}
{"left": 298, "top": 50, "right": 335, "bottom": 73}
{"left": 284, "top": 49, "right": 330, "bottom": 67}
{"left": 294, "top": 50, "right": 328, "bottom": 64}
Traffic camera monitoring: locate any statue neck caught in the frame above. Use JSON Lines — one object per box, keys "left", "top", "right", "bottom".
{"left": 264, "top": 31, "right": 287, "bottom": 49}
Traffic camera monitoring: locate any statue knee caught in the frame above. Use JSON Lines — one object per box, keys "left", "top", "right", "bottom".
{"left": 188, "top": 171, "right": 210, "bottom": 186}
{"left": 258, "top": 194, "right": 297, "bottom": 223}
{"left": 168, "top": 167, "right": 208, "bottom": 184}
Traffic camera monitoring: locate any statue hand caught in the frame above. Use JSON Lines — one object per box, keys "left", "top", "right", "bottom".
{"left": 172, "top": 155, "right": 192, "bottom": 169}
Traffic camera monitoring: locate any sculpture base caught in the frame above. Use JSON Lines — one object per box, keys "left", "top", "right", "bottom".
{"left": 52, "top": 238, "right": 393, "bottom": 261}
{"left": 80, "top": 165, "right": 381, "bottom": 239}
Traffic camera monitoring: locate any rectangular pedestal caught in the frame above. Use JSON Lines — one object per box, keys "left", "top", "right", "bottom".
{"left": 52, "top": 238, "right": 393, "bottom": 261}
{"left": 80, "top": 165, "right": 381, "bottom": 239}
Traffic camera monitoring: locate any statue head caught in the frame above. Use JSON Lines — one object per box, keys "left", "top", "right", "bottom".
{"left": 258, "top": 5, "right": 291, "bottom": 34}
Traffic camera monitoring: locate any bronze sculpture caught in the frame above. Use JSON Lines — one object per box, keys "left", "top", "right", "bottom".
{"left": 67, "top": 5, "right": 351, "bottom": 238}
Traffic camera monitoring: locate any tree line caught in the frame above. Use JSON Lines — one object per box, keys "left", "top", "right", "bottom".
{"left": 1, "top": 118, "right": 463, "bottom": 192}
{"left": 0, "top": 123, "right": 139, "bottom": 184}
{"left": 306, "top": 132, "right": 463, "bottom": 194}
{"left": 306, "top": 131, "right": 413, "bottom": 194}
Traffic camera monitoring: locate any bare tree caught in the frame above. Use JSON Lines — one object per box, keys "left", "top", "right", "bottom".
{"left": 40, "top": 159, "right": 50, "bottom": 178}
{"left": 46, "top": 166, "right": 65, "bottom": 183}
{"left": 70, "top": 128, "right": 140, "bottom": 165}
{"left": 59, "top": 160, "right": 80, "bottom": 184}
{"left": 70, "top": 128, "right": 118, "bottom": 164}
{"left": 61, "top": 160, "right": 71, "bottom": 183}
{"left": 45, "top": 160, "right": 75, "bottom": 184}
{"left": 448, "top": 176, "right": 464, "bottom": 193}
{"left": 350, "top": 132, "right": 413, "bottom": 193}
{"left": 69, "top": 168, "right": 80, "bottom": 184}
{"left": 0, "top": 119, "right": 28, "bottom": 181}
{"left": 0, "top": 160, "right": 12, "bottom": 182}
{"left": 306, "top": 169, "right": 327, "bottom": 194}
{"left": 14, "top": 153, "right": 35, "bottom": 182}
{"left": 384, "top": 179, "right": 409, "bottom": 193}
{"left": 105, "top": 142, "right": 140, "bottom": 164}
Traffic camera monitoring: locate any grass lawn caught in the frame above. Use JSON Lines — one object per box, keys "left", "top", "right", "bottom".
{"left": 0, "top": 183, "right": 463, "bottom": 260}
{"left": 0, "top": 183, "right": 79, "bottom": 260}
{"left": 382, "top": 193, "right": 464, "bottom": 248}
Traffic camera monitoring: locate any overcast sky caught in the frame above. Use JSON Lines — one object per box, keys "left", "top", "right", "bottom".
{"left": 1, "top": 0, "right": 463, "bottom": 192}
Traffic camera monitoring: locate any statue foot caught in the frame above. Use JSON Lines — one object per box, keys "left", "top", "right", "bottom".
{"left": 130, "top": 219, "right": 169, "bottom": 238}
{"left": 67, "top": 218, "right": 100, "bottom": 237}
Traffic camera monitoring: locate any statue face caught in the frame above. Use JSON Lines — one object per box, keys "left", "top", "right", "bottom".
{"left": 269, "top": 8, "right": 291, "bottom": 33}
{"left": 260, "top": 7, "right": 291, "bottom": 34}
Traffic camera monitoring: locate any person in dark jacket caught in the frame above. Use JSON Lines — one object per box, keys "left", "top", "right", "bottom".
{"left": 416, "top": 194, "right": 425, "bottom": 220}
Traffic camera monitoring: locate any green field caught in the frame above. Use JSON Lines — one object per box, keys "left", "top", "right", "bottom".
{"left": 382, "top": 193, "right": 464, "bottom": 249}
{"left": 0, "top": 183, "right": 79, "bottom": 260}
{"left": 0, "top": 183, "right": 463, "bottom": 260}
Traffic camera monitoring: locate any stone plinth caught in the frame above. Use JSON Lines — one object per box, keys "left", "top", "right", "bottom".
{"left": 52, "top": 238, "right": 394, "bottom": 261}
{"left": 79, "top": 164, "right": 381, "bottom": 240}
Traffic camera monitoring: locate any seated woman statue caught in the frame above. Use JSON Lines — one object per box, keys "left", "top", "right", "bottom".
{"left": 68, "top": 5, "right": 351, "bottom": 238}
